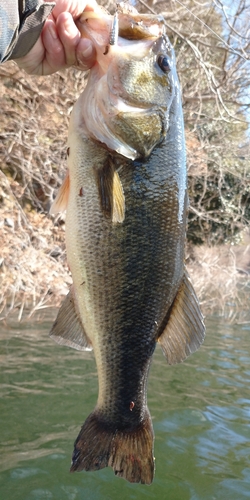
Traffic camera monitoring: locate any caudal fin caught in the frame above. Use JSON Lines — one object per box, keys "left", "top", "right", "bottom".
{"left": 70, "top": 410, "right": 155, "bottom": 484}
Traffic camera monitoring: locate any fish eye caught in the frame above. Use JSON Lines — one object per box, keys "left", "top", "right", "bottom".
{"left": 157, "top": 55, "right": 171, "bottom": 73}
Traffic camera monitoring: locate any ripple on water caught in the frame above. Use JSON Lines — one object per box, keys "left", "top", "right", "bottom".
{"left": 27, "top": 490, "right": 53, "bottom": 499}
{"left": 10, "top": 468, "right": 47, "bottom": 479}
{"left": 0, "top": 311, "right": 250, "bottom": 500}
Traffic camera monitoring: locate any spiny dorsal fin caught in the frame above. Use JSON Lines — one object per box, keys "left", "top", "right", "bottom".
{"left": 158, "top": 271, "right": 205, "bottom": 365}
{"left": 50, "top": 170, "right": 70, "bottom": 215}
{"left": 50, "top": 290, "right": 92, "bottom": 351}
{"left": 96, "top": 158, "right": 125, "bottom": 224}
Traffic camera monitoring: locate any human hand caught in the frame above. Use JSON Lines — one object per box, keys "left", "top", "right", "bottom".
{"left": 15, "top": 0, "right": 98, "bottom": 75}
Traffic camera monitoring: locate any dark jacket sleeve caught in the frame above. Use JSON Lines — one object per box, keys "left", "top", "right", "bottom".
{"left": 0, "top": 0, "right": 55, "bottom": 62}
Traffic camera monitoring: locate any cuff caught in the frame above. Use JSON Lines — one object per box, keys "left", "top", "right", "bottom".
{"left": 10, "top": 1, "right": 55, "bottom": 60}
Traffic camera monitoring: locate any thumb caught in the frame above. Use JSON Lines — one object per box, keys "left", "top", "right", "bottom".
{"left": 76, "top": 37, "right": 96, "bottom": 69}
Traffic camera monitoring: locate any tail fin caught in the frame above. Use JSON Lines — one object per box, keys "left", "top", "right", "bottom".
{"left": 70, "top": 410, "right": 155, "bottom": 484}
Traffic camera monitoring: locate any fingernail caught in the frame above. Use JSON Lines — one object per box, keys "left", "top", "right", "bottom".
{"left": 76, "top": 38, "right": 96, "bottom": 69}
{"left": 82, "top": 42, "right": 93, "bottom": 58}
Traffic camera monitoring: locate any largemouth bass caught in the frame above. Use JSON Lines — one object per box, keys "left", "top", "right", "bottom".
{"left": 50, "top": 3, "right": 205, "bottom": 485}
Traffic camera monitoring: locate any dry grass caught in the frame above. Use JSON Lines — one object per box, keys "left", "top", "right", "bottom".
{"left": 187, "top": 232, "right": 250, "bottom": 322}
{"left": 0, "top": 170, "right": 71, "bottom": 320}
{"left": 0, "top": 62, "right": 86, "bottom": 319}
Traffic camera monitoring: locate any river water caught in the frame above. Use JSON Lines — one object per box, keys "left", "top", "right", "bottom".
{"left": 1, "top": 311, "right": 250, "bottom": 500}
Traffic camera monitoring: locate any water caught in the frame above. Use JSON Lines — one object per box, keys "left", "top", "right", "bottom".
{"left": 1, "top": 312, "right": 250, "bottom": 499}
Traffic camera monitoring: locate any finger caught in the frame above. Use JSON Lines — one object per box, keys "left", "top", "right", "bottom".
{"left": 52, "top": 1, "right": 99, "bottom": 21}
{"left": 56, "top": 12, "right": 81, "bottom": 67}
{"left": 42, "top": 19, "right": 67, "bottom": 74}
{"left": 76, "top": 37, "right": 96, "bottom": 70}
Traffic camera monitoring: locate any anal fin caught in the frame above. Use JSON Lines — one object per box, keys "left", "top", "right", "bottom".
{"left": 50, "top": 290, "right": 92, "bottom": 351}
{"left": 158, "top": 271, "right": 205, "bottom": 364}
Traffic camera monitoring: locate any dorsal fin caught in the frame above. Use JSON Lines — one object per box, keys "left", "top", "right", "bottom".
{"left": 158, "top": 271, "right": 205, "bottom": 364}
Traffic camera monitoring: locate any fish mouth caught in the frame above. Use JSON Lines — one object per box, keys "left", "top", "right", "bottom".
{"left": 75, "top": 9, "right": 171, "bottom": 160}
{"left": 78, "top": 6, "right": 166, "bottom": 46}
{"left": 77, "top": 6, "right": 167, "bottom": 72}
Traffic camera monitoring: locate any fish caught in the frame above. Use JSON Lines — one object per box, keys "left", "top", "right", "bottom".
{"left": 49, "top": 3, "right": 205, "bottom": 485}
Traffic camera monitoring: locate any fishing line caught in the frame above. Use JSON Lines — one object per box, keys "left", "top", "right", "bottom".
{"left": 137, "top": 0, "right": 186, "bottom": 39}
{"left": 137, "top": 0, "right": 156, "bottom": 15}
{"left": 174, "top": 0, "right": 246, "bottom": 57}
{"left": 138, "top": 0, "right": 247, "bottom": 61}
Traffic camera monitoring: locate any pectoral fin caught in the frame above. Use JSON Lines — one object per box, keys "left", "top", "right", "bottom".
{"left": 158, "top": 272, "right": 205, "bottom": 365}
{"left": 50, "top": 170, "right": 70, "bottom": 215}
{"left": 96, "top": 158, "right": 125, "bottom": 224}
{"left": 50, "top": 290, "right": 92, "bottom": 351}
{"left": 112, "top": 170, "right": 125, "bottom": 223}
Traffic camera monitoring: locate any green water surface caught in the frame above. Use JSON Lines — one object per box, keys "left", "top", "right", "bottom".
{"left": 1, "top": 312, "right": 250, "bottom": 499}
